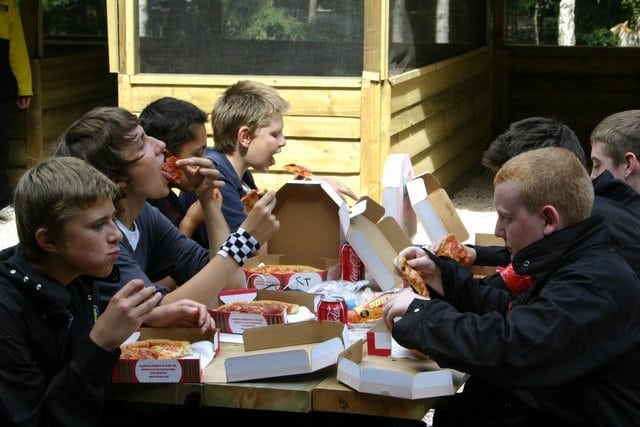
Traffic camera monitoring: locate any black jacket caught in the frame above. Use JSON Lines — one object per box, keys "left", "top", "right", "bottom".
{"left": 394, "top": 214, "right": 640, "bottom": 425}
{"left": 474, "top": 170, "right": 640, "bottom": 284}
{"left": 0, "top": 246, "right": 120, "bottom": 426}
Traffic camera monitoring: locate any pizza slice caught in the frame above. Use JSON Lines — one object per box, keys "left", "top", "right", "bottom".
{"left": 215, "top": 300, "right": 300, "bottom": 315}
{"left": 162, "top": 149, "right": 184, "bottom": 185}
{"left": 240, "top": 188, "right": 267, "bottom": 213}
{"left": 119, "top": 338, "right": 192, "bottom": 359}
{"left": 283, "top": 163, "right": 312, "bottom": 178}
{"left": 248, "top": 264, "right": 322, "bottom": 275}
{"left": 393, "top": 255, "right": 429, "bottom": 297}
{"left": 437, "top": 233, "right": 472, "bottom": 267}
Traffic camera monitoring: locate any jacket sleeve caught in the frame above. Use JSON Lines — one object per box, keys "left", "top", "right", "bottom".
{"left": 8, "top": 1, "right": 32, "bottom": 96}
{"left": 0, "top": 307, "right": 118, "bottom": 425}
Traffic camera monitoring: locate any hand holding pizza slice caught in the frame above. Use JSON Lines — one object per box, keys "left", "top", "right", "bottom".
{"left": 241, "top": 188, "right": 267, "bottom": 213}
{"left": 436, "top": 233, "right": 473, "bottom": 267}
{"left": 393, "top": 255, "right": 429, "bottom": 298}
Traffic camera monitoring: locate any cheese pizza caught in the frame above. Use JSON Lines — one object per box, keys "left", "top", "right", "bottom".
{"left": 283, "top": 163, "right": 312, "bottom": 178}
{"left": 215, "top": 300, "right": 300, "bottom": 315}
{"left": 393, "top": 255, "right": 429, "bottom": 297}
{"left": 437, "top": 233, "right": 472, "bottom": 267}
{"left": 119, "top": 338, "right": 192, "bottom": 359}
{"left": 248, "top": 264, "right": 322, "bottom": 275}
{"left": 240, "top": 188, "right": 267, "bottom": 213}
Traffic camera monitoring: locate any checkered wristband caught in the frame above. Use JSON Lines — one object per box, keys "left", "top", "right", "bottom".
{"left": 217, "top": 227, "right": 260, "bottom": 266}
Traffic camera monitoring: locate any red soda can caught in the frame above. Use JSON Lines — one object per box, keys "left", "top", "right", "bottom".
{"left": 317, "top": 296, "right": 348, "bottom": 324}
{"left": 340, "top": 243, "right": 365, "bottom": 282}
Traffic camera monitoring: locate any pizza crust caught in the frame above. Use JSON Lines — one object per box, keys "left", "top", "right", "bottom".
{"left": 215, "top": 300, "right": 300, "bottom": 315}
{"left": 283, "top": 163, "right": 312, "bottom": 178}
{"left": 248, "top": 264, "right": 322, "bottom": 275}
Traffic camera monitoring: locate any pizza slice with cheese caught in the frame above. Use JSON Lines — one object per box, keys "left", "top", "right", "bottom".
{"left": 240, "top": 188, "right": 267, "bottom": 213}
{"left": 162, "top": 149, "right": 184, "bottom": 185}
{"left": 119, "top": 338, "right": 192, "bottom": 359}
{"left": 437, "top": 233, "right": 472, "bottom": 267}
{"left": 283, "top": 163, "right": 312, "bottom": 178}
{"left": 393, "top": 255, "right": 429, "bottom": 297}
{"left": 215, "top": 300, "right": 300, "bottom": 315}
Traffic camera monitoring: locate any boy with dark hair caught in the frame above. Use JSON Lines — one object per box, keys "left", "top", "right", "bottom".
{"left": 140, "top": 96, "right": 212, "bottom": 248}
{"left": 0, "top": 156, "right": 214, "bottom": 425}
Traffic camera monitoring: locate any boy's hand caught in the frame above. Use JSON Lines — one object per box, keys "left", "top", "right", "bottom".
{"left": 90, "top": 279, "right": 161, "bottom": 351}
{"left": 240, "top": 190, "right": 280, "bottom": 244}
{"left": 146, "top": 299, "right": 216, "bottom": 334}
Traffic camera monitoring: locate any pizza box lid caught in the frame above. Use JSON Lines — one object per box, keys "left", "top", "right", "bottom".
{"left": 223, "top": 320, "right": 350, "bottom": 382}
{"left": 338, "top": 197, "right": 413, "bottom": 291}
{"left": 111, "top": 327, "right": 220, "bottom": 383}
{"left": 469, "top": 233, "right": 504, "bottom": 278}
{"left": 267, "top": 180, "right": 343, "bottom": 266}
{"left": 381, "top": 153, "right": 417, "bottom": 238}
{"left": 407, "top": 173, "right": 469, "bottom": 244}
{"left": 336, "top": 339, "right": 468, "bottom": 400}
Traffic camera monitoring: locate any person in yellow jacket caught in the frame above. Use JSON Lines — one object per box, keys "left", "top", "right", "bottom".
{"left": 0, "top": 0, "right": 32, "bottom": 212}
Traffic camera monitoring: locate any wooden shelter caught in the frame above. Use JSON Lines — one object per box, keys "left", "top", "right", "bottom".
{"left": 6, "top": 0, "right": 640, "bottom": 201}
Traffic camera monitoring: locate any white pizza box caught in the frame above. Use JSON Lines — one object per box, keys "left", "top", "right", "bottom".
{"left": 210, "top": 289, "right": 320, "bottom": 334}
{"left": 337, "top": 339, "right": 468, "bottom": 400}
{"left": 242, "top": 180, "right": 343, "bottom": 291}
{"left": 381, "top": 153, "right": 417, "bottom": 238}
{"left": 111, "top": 327, "right": 220, "bottom": 383}
{"left": 339, "top": 197, "right": 413, "bottom": 291}
{"left": 366, "top": 318, "right": 394, "bottom": 356}
{"left": 406, "top": 172, "right": 469, "bottom": 245}
{"left": 223, "top": 320, "right": 350, "bottom": 382}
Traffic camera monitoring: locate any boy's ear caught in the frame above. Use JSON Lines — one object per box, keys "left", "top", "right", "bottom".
{"left": 623, "top": 151, "right": 640, "bottom": 177}
{"left": 34, "top": 227, "right": 58, "bottom": 254}
{"left": 541, "top": 205, "right": 560, "bottom": 236}
{"left": 237, "top": 126, "right": 252, "bottom": 148}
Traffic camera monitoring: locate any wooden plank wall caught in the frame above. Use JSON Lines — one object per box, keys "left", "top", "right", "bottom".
{"left": 7, "top": 51, "right": 117, "bottom": 187}
{"left": 504, "top": 46, "right": 640, "bottom": 156}
{"left": 121, "top": 76, "right": 363, "bottom": 197}
{"left": 388, "top": 47, "right": 492, "bottom": 194}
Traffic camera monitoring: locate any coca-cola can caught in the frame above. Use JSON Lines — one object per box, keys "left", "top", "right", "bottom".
{"left": 340, "top": 243, "right": 365, "bottom": 282}
{"left": 317, "top": 296, "right": 348, "bottom": 324}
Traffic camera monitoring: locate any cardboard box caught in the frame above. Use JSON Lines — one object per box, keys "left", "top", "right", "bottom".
{"left": 406, "top": 173, "right": 469, "bottom": 244}
{"left": 210, "top": 289, "right": 320, "bottom": 334}
{"left": 242, "top": 181, "right": 342, "bottom": 291}
{"left": 366, "top": 318, "right": 393, "bottom": 356}
{"left": 470, "top": 233, "right": 504, "bottom": 278}
{"left": 224, "top": 320, "right": 350, "bottom": 382}
{"left": 337, "top": 340, "right": 467, "bottom": 400}
{"left": 381, "top": 154, "right": 417, "bottom": 238}
{"left": 339, "top": 197, "right": 413, "bottom": 291}
{"left": 111, "top": 327, "right": 220, "bottom": 383}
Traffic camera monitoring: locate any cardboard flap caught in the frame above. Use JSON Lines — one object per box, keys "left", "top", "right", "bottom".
{"left": 139, "top": 327, "right": 215, "bottom": 343}
{"left": 270, "top": 181, "right": 342, "bottom": 265}
{"left": 377, "top": 216, "right": 414, "bottom": 252}
{"left": 339, "top": 339, "right": 364, "bottom": 363}
{"left": 242, "top": 320, "right": 346, "bottom": 351}
{"left": 421, "top": 173, "right": 442, "bottom": 193}
{"left": 475, "top": 233, "right": 504, "bottom": 246}
{"left": 429, "top": 189, "right": 469, "bottom": 242}
{"left": 256, "top": 289, "right": 320, "bottom": 312}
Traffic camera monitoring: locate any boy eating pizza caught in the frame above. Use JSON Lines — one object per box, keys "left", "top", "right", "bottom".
{"left": 0, "top": 156, "right": 215, "bottom": 426}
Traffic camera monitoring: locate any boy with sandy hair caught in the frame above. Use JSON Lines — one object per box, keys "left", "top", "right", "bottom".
{"left": 0, "top": 156, "right": 215, "bottom": 426}
{"left": 192, "top": 79, "right": 356, "bottom": 233}
{"left": 384, "top": 147, "right": 640, "bottom": 425}
{"left": 590, "top": 109, "right": 640, "bottom": 193}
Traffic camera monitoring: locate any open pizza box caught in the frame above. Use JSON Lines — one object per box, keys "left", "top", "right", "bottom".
{"left": 210, "top": 288, "right": 320, "bottom": 335}
{"left": 336, "top": 338, "right": 468, "bottom": 400}
{"left": 381, "top": 153, "right": 417, "bottom": 239}
{"left": 242, "top": 180, "right": 343, "bottom": 291}
{"left": 406, "top": 172, "right": 469, "bottom": 245}
{"left": 339, "top": 197, "right": 413, "bottom": 291}
{"left": 222, "top": 320, "right": 350, "bottom": 382}
{"left": 111, "top": 327, "right": 220, "bottom": 383}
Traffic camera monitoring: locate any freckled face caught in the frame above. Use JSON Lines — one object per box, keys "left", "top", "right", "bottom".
{"left": 493, "top": 181, "right": 545, "bottom": 258}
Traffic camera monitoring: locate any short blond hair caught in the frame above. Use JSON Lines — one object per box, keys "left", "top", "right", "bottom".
{"left": 494, "top": 147, "right": 593, "bottom": 226}
{"left": 212, "top": 80, "right": 290, "bottom": 153}
{"left": 14, "top": 156, "right": 120, "bottom": 262}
